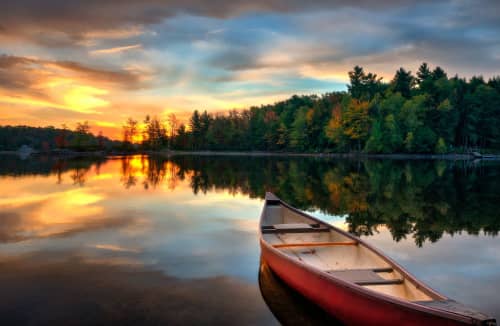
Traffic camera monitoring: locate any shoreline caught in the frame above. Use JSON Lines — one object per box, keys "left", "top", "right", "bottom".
{"left": 2, "top": 150, "right": 500, "bottom": 160}
{"left": 153, "top": 150, "right": 480, "bottom": 160}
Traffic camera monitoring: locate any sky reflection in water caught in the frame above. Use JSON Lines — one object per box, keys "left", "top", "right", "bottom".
{"left": 0, "top": 155, "right": 499, "bottom": 323}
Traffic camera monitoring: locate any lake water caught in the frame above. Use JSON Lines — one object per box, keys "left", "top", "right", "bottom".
{"left": 0, "top": 154, "right": 499, "bottom": 324}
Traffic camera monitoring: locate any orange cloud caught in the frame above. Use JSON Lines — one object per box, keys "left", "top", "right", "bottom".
{"left": 91, "top": 44, "right": 143, "bottom": 55}
{"left": 0, "top": 55, "right": 149, "bottom": 118}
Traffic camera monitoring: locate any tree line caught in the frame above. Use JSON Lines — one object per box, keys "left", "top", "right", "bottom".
{"left": 0, "top": 123, "right": 120, "bottom": 151}
{"left": 123, "top": 63, "right": 500, "bottom": 153}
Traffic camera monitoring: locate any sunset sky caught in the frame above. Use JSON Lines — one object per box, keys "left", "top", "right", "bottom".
{"left": 1, "top": 0, "right": 500, "bottom": 138}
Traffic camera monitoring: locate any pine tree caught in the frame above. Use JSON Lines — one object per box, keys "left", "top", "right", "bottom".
{"left": 392, "top": 68, "right": 415, "bottom": 98}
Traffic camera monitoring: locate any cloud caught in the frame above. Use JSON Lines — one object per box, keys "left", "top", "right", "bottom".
{"left": 0, "top": 54, "right": 150, "bottom": 114}
{"left": 91, "top": 44, "right": 143, "bottom": 55}
{"left": 0, "top": 55, "right": 146, "bottom": 90}
{"left": 91, "top": 244, "right": 141, "bottom": 253}
{"left": 204, "top": 4, "right": 500, "bottom": 81}
{"left": 0, "top": 0, "right": 440, "bottom": 47}
{"left": 0, "top": 203, "right": 143, "bottom": 243}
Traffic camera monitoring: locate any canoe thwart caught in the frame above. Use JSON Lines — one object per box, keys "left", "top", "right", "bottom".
{"left": 328, "top": 267, "right": 394, "bottom": 273}
{"left": 327, "top": 269, "right": 403, "bottom": 286}
{"left": 272, "top": 241, "right": 358, "bottom": 248}
{"left": 261, "top": 223, "right": 330, "bottom": 234}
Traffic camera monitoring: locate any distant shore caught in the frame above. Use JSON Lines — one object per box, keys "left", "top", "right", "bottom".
{"left": 2, "top": 149, "right": 500, "bottom": 160}
{"left": 155, "top": 151, "right": 500, "bottom": 160}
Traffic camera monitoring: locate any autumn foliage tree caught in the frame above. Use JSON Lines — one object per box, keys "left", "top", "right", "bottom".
{"left": 342, "top": 100, "right": 370, "bottom": 151}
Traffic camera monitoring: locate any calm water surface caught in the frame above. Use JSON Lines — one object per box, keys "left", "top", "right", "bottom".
{"left": 0, "top": 154, "right": 499, "bottom": 324}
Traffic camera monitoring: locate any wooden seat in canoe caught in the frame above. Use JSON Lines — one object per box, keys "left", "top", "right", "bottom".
{"left": 261, "top": 223, "right": 330, "bottom": 234}
{"left": 326, "top": 269, "right": 404, "bottom": 286}
{"left": 272, "top": 241, "right": 358, "bottom": 248}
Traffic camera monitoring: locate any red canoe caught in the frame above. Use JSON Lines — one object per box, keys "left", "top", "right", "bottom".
{"left": 259, "top": 193, "right": 496, "bottom": 326}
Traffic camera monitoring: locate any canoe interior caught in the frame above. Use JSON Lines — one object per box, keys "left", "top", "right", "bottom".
{"left": 261, "top": 202, "right": 438, "bottom": 303}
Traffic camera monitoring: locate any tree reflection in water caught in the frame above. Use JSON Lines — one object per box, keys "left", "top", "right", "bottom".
{"left": 1, "top": 154, "right": 499, "bottom": 246}
{"left": 139, "top": 156, "right": 500, "bottom": 246}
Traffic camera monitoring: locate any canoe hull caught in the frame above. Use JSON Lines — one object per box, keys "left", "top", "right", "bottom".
{"left": 261, "top": 240, "right": 469, "bottom": 326}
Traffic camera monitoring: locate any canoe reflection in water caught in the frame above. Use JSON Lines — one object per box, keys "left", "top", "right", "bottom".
{"left": 259, "top": 258, "right": 343, "bottom": 326}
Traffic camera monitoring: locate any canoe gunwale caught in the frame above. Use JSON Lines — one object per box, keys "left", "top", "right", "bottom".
{"left": 259, "top": 192, "right": 485, "bottom": 325}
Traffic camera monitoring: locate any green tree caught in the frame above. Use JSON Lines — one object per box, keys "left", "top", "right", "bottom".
{"left": 175, "top": 124, "right": 188, "bottom": 149}
{"left": 365, "top": 119, "right": 383, "bottom": 153}
{"left": 348, "top": 66, "right": 365, "bottom": 99}
{"left": 432, "top": 67, "right": 447, "bottom": 81}
{"left": 391, "top": 68, "right": 415, "bottom": 98}
{"left": 290, "top": 108, "right": 308, "bottom": 150}
{"left": 381, "top": 114, "right": 403, "bottom": 153}
{"left": 72, "top": 121, "right": 93, "bottom": 150}
{"left": 189, "top": 110, "right": 202, "bottom": 150}
{"left": 200, "top": 110, "right": 212, "bottom": 149}
{"left": 416, "top": 63, "right": 433, "bottom": 94}
{"left": 435, "top": 137, "right": 447, "bottom": 154}
{"left": 348, "top": 66, "right": 383, "bottom": 100}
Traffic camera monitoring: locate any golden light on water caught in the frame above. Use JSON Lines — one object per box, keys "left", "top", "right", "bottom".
{"left": 64, "top": 190, "right": 103, "bottom": 206}
{"left": 0, "top": 157, "right": 261, "bottom": 245}
{"left": 129, "top": 156, "right": 147, "bottom": 171}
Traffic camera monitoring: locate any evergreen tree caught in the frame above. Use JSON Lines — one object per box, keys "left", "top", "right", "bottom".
{"left": 416, "top": 63, "right": 433, "bottom": 94}
{"left": 348, "top": 66, "right": 383, "bottom": 100}
{"left": 392, "top": 68, "right": 415, "bottom": 98}
{"left": 432, "top": 66, "right": 447, "bottom": 81}
{"left": 417, "top": 63, "right": 432, "bottom": 83}
{"left": 190, "top": 110, "right": 202, "bottom": 150}
{"left": 348, "top": 66, "right": 365, "bottom": 99}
